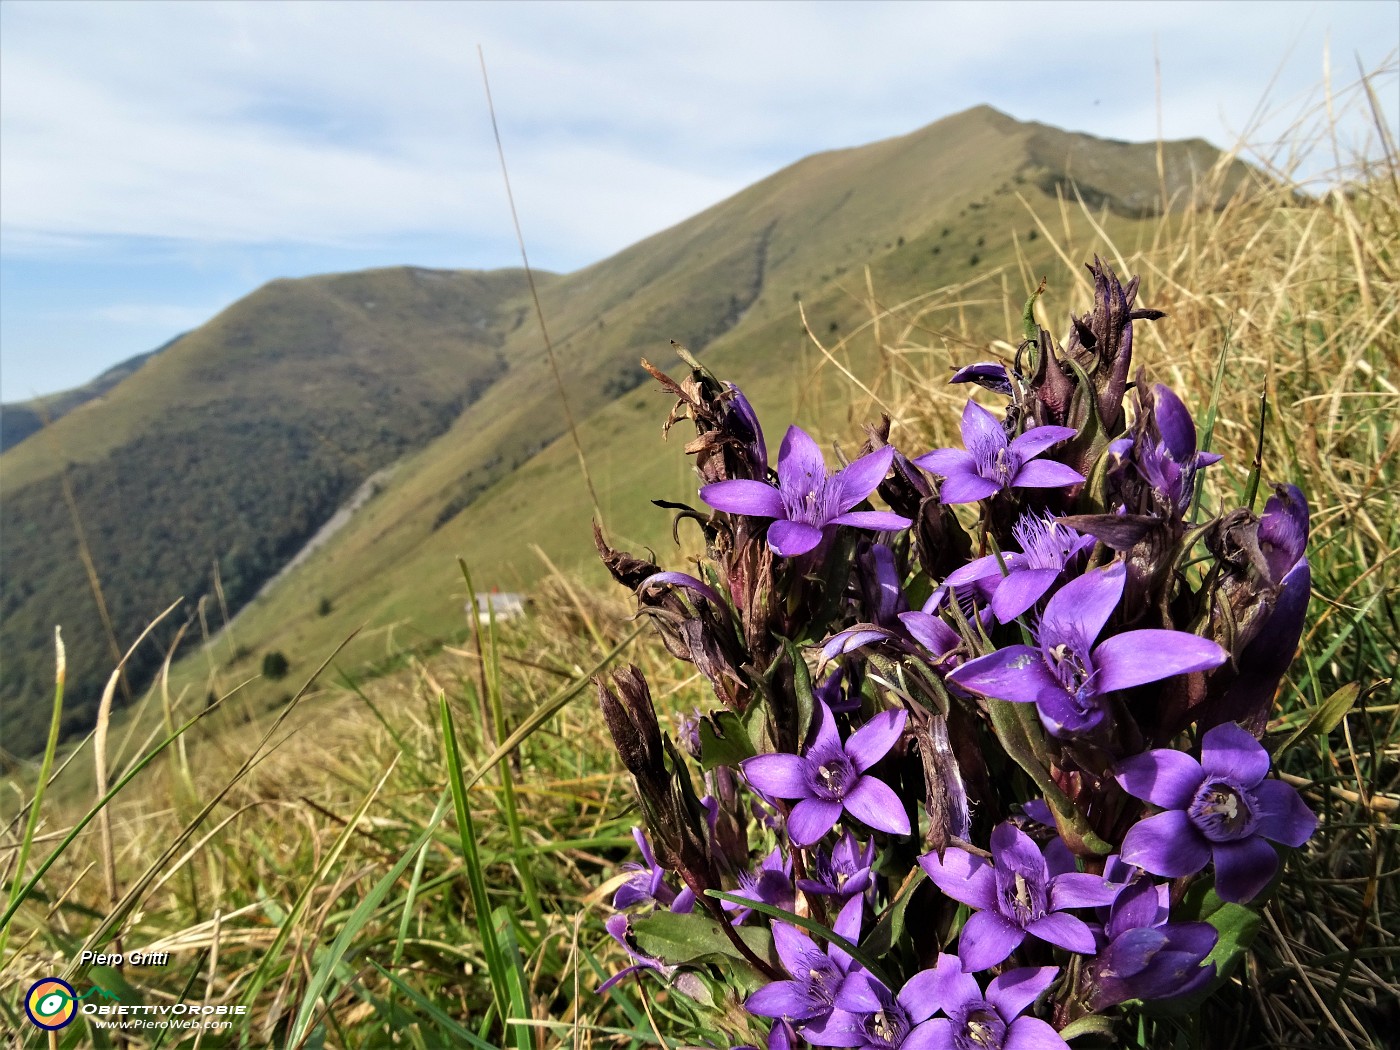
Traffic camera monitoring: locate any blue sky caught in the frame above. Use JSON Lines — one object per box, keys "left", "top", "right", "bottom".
{"left": 1, "top": 1, "right": 1396, "bottom": 400}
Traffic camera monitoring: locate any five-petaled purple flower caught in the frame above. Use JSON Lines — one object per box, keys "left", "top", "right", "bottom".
{"left": 1116, "top": 721, "right": 1317, "bottom": 903}
{"left": 943, "top": 511, "right": 1094, "bottom": 623}
{"left": 797, "top": 829, "right": 877, "bottom": 900}
{"left": 743, "top": 701, "right": 910, "bottom": 846}
{"left": 913, "top": 401, "right": 1083, "bottom": 504}
{"left": 919, "top": 822, "right": 1118, "bottom": 972}
{"left": 948, "top": 563, "right": 1229, "bottom": 738}
{"left": 916, "top": 954, "right": 1068, "bottom": 1050}
{"left": 701, "top": 425, "right": 911, "bottom": 557}
{"left": 745, "top": 895, "right": 864, "bottom": 1038}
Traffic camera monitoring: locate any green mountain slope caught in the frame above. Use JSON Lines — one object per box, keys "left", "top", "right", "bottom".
{"left": 0, "top": 106, "right": 1253, "bottom": 757}
{"left": 0, "top": 267, "right": 545, "bottom": 756}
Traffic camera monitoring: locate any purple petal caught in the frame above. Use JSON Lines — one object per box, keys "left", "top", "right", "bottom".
{"left": 821, "top": 627, "right": 894, "bottom": 661}
{"left": 1010, "top": 459, "right": 1086, "bottom": 489}
{"left": 742, "top": 753, "right": 811, "bottom": 800}
{"left": 788, "top": 799, "right": 843, "bottom": 846}
{"left": 918, "top": 848, "right": 997, "bottom": 911}
{"left": 1005, "top": 1016, "right": 1071, "bottom": 1050}
{"left": 833, "top": 971, "right": 886, "bottom": 1012}
{"left": 768, "top": 519, "right": 824, "bottom": 557}
{"left": 1120, "top": 810, "right": 1211, "bottom": 878}
{"left": 960, "top": 399, "right": 1008, "bottom": 453}
{"left": 1152, "top": 385, "right": 1197, "bottom": 460}
{"left": 827, "top": 509, "right": 913, "bottom": 531}
{"left": 991, "top": 822, "right": 1048, "bottom": 877}
{"left": 771, "top": 922, "right": 821, "bottom": 975}
{"left": 939, "top": 472, "right": 1003, "bottom": 504}
{"left": 947, "top": 646, "right": 1060, "bottom": 706}
{"left": 912, "top": 447, "right": 976, "bottom": 477}
{"left": 896, "top": 969, "right": 943, "bottom": 1025}
{"left": 1040, "top": 563, "right": 1124, "bottom": 650}
{"left": 699, "top": 479, "right": 785, "bottom": 518}
{"left": 1254, "top": 779, "right": 1317, "bottom": 847}
{"left": 1104, "top": 880, "right": 1164, "bottom": 938}
{"left": 844, "top": 775, "right": 911, "bottom": 836}
{"left": 919, "top": 953, "right": 981, "bottom": 1018}
{"left": 845, "top": 710, "right": 907, "bottom": 772}
{"left": 639, "top": 571, "right": 726, "bottom": 609}
{"left": 831, "top": 893, "right": 865, "bottom": 963}
{"left": 802, "top": 1009, "right": 867, "bottom": 1047}
{"left": 1093, "top": 630, "right": 1228, "bottom": 693}
{"left": 959, "top": 909, "right": 1025, "bottom": 971}
{"left": 987, "top": 966, "right": 1058, "bottom": 1022}
{"left": 990, "top": 568, "right": 1060, "bottom": 622}
{"left": 1048, "top": 872, "right": 1119, "bottom": 910}
{"left": 945, "top": 554, "right": 1011, "bottom": 587}
{"left": 1035, "top": 687, "right": 1106, "bottom": 738}
{"left": 745, "top": 979, "right": 823, "bottom": 1021}
{"left": 903, "top": 1019, "right": 954, "bottom": 1050}
{"left": 951, "top": 361, "right": 1013, "bottom": 394}
{"left": 777, "top": 425, "right": 828, "bottom": 497}
{"left": 831, "top": 445, "right": 895, "bottom": 513}
{"left": 811, "top": 699, "right": 841, "bottom": 754}
{"left": 1115, "top": 749, "right": 1206, "bottom": 808}
{"left": 1008, "top": 424, "right": 1077, "bottom": 461}
{"left": 1199, "top": 722, "right": 1270, "bottom": 787}
{"left": 1025, "top": 911, "right": 1096, "bottom": 954}
{"left": 1211, "top": 836, "right": 1279, "bottom": 903}
{"left": 898, "top": 611, "right": 959, "bottom": 656}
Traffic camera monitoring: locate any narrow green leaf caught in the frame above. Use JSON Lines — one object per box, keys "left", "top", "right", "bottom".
{"left": 698, "top": 710, "right": 759, "bottom": 770}
{"left": 631, "top": 909, "right": 776, "bottom": 973}
{"left": 1274, "top": 682, "right": 1358, "bottom": 756}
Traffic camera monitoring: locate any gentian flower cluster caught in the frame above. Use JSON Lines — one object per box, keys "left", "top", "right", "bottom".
{"left": 592, "top": 263, "right": 1320, "bottom": 1046}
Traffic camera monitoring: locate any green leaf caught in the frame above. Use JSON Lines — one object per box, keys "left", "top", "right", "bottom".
{"left": 631, "top": 910, "right": 777, "bottom": 973}
{"left": 704, "top": 890, "right": 896, "bottom": 991}
{"left": 863, "top": 868, "right": 925, "bottom": 957}
{"left": 1058, "top": 1014, "right": 1118, "bottom": 1041}
{"left": 698, "top": 710, "right": 759, "bottom": 771}
{"left": 1022, "top": 277, "right": 1047, "bottom": 344}
{"left": 1273, "top": 682, "right": 1358, "bottom": 757}
{"left": 787, "top": 638, "right": 816, "bottom": 748}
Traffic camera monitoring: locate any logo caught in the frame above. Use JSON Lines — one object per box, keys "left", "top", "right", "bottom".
{"left": 25, "top": 978, "right": 78, "bottom": 1031}
{"left": 24, "top": 979, "right": 121, "bottom": 1030}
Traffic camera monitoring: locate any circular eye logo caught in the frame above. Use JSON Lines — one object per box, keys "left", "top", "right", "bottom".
{"left": 25, "top": 978, "right": 77, "bottom": 1031}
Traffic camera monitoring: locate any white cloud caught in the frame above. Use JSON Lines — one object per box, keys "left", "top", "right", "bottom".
{"left": 2, "top": 0, "right": 1394, "bottom": 270}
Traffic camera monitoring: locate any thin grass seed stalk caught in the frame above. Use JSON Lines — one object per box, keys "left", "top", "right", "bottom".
{"left": 592, "top": 262, "right": 1322, "bottom": 1048}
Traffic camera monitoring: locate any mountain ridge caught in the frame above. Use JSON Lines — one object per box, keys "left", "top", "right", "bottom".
{"left": 0, "top": 105, "right": 1257, "bottom": 757}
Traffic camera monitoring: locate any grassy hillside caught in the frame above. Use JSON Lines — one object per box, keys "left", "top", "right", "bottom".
{"left": 0, "top": 267, "right": 543, "bottom": 758}
{"left": 169, "top": 107, "right": 1254, "bottom": 722}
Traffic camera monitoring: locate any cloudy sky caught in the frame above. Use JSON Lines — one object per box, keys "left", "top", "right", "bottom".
{"left": 1, "top": 1, "right": 1395, "bottom": 399}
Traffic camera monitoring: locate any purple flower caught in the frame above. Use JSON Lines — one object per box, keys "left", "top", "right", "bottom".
{"left": 943, "top": 511, "right": 1094, "bottom": 623}
{"left": 797, "top": 830, "right": 877, "bottom": 900}
{"left": 950, "top": 361, "right": 1014, "bottom": 396}
{"left": 701, "top": 425, "right": 911, "bottom": 557}
{"left": 725, "top": 846, "right": 795, "bottom": 924}
{"left": 1116, "top": 722, "right": 1318, "bottom": 903}
{"left": 947, "top": 563, "right": 1229, "bottom": 738}
{"left": 613, "top": 827, "right": 678, "bottom": 911}
{"left": 725, "top": 382, "right": 768, "bottom": 474}
{"left": 828, "top": 967, "right": 943, "bottom": 1049}
{"left": 913, "top": 401, "right": 1083, "bottom": 504}
{"left": 1085, "top": 880, "right": 1217, "bottom": 1010}
{"left": 597, "top": 913, "right": 674, "bottom": 993}
{"left": 913, "top": 954, "right": 1067, "bottom": 1050}
{"left": 1118, "top": 383, "right": 1222, "bottom": 518}
{"left": 746, "top": 895, "right": 865, "bottom": 1032}
{"left": 919, "top": 822, "right": 1118, "bottom": 972}
{"left": 742, "top": 701, "right": 910, "bottom": 846}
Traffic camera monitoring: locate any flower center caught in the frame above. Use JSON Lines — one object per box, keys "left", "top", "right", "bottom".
{"left": 956, "top": 1007, "right": 1007, "bottom": 1050}
{"left": 1188, "top": 779, "right": 1258, "bottom": 842}
{"left": 864, "top": 1004, "right": 911, "bottom": 1050}
{"left": 806, "top": 746, "right": 856, "bottom": 801}
{"left": 995, "top": 864, "right": 1047, "bottom": 926}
